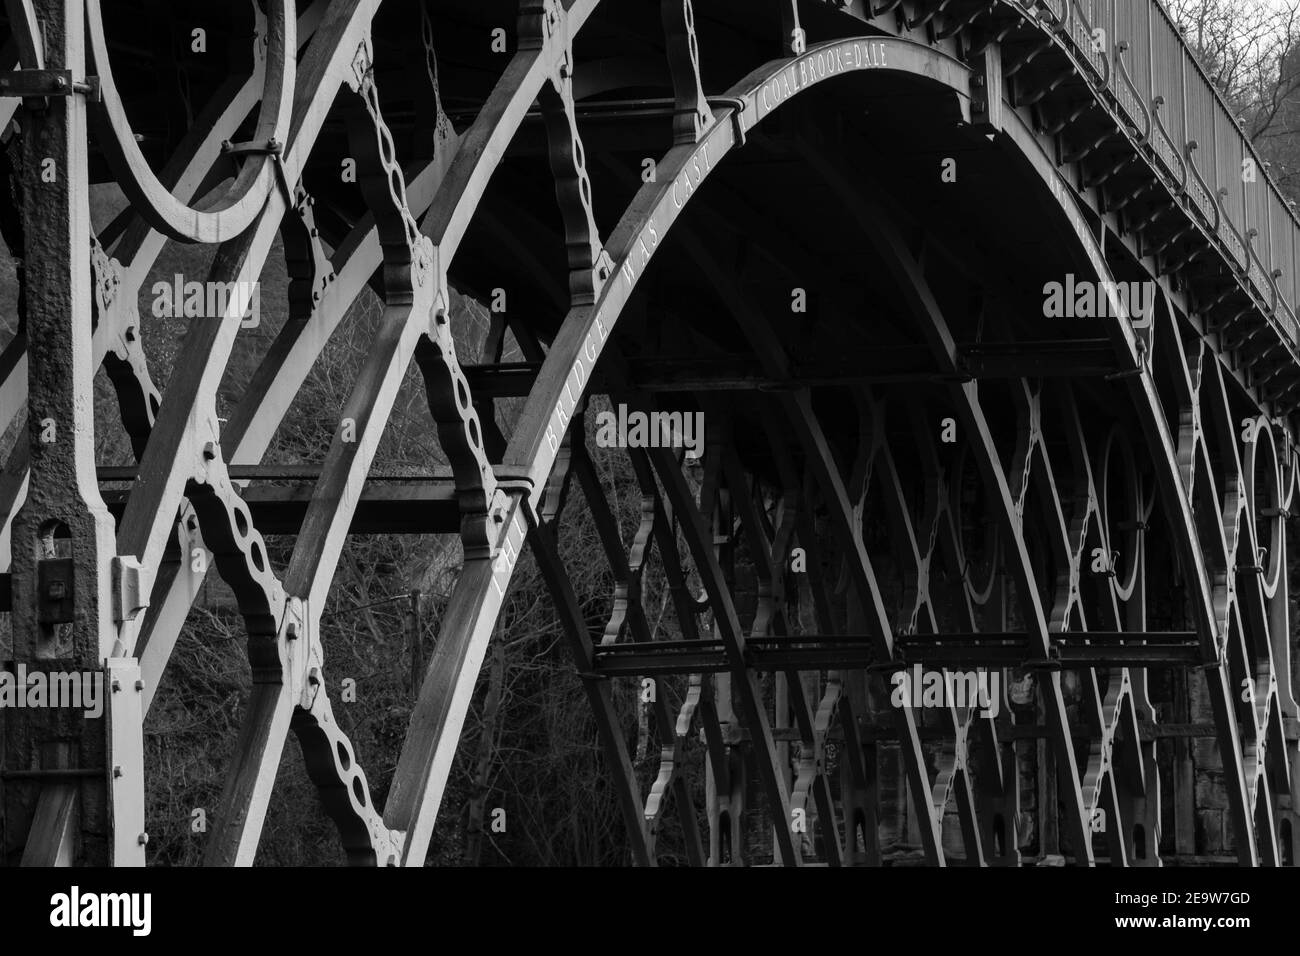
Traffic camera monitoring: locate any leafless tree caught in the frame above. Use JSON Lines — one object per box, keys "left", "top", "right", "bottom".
{"left": 1168, "top": 0, "right": 1300, "bottom": 194}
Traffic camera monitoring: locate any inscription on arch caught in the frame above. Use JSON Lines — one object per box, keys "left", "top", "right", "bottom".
{"left": 754, "top": 40, "right": 891, "bottom": 121}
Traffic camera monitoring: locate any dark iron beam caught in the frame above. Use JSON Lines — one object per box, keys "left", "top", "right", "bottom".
{"left": 593, "top": 633, "right": 1202, "bottom": 676}
{"left": 462, "top": 341, "right": 1123, "bottom": 399}
{"left": 96, "top": 480, "right": 461, "bottom": 536}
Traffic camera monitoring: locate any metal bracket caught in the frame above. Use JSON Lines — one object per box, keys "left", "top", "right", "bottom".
{"left": 1105, "top": 359, "right": 1148, "bottom": 381}
{"left": 1020, "top": 647, "right": 1063, "bottom": 671}
{"left": 495, "top": 476, "right": 537, "bottom": 500}
{"left": 0, "top": 70, "right": 100, "bottom": 110}
{"left": 36, "top": 557, "right": 74, "bottom": 625}
{"left": 707, "top": 96, "right": 747, "bottom": 146}
{"left": 968, "top": 42, "right": 1002, "bottom": 132}
{"left": 221, "top": 138, "right": 293, "bottom": 209}
{"left": 111, "top": 555, "right": 147, "bottom": 623}
{"left": 492, "top": 476, "right": 539, "bottom": 533}
{"left": 107, "top": 658, "right": 146, "bottom": 865}
{"left": 221, "top": 138, "right": 283, "bottom": 158}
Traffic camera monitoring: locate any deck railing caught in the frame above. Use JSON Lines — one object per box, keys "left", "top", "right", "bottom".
{"left": 1005, "top": 0, "right": 1300, "bottom": 342}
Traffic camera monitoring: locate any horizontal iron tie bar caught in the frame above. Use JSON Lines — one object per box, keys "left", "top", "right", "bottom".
{"left": 446, "top": 95, "right": 755, "bottom": 125}
{"left": 0, "top": 69, "right": 100, "bottom": 104}
{"left": 849, "top": 723, "right": 1251, "bottom": 743}
{"left": 98, "top": 465, "right": 457, "bottom": 482}
{"left": 592, "top": 634, "right": 1204, "bottom": 675}
{"left": 761, "top": 722, "right": 1257, "bottom": 743}
{"left": 0, "top": 768, "right": 108, "bottom": 779}
{"left": 462, "top": 342, "right": 1126, "bottom": 398}
{"left": 895, "top": 631, "right": 1198, "bottom": 645}
{"left": 597, "top": 633, "right": 1199, "bottom": 651}
{"left": 99, "top": 484, "right": 461, "bottom": 536}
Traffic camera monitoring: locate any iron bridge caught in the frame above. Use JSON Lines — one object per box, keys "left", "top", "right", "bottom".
{"left": 1, "top": 0, "right": 1299, "bottom": 867}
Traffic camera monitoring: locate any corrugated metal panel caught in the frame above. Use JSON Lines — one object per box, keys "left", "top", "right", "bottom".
{"left": 1147, "top": 10, "right": 1186, "bottom": 186}
{"left": 1246, "top": 152, "right": 1273, "bottom": 283}
{"left": 1214, "top": 109, "right": 1247, "bottom": 266}
{"left": 1182, "top": 50, "right": 1214, "bottom": 154}
{"left": 1270, "top": 195, "right": 1298, "bottom": 318}
{"left": 1181, "top": 49, "right": 1216, "bottom": 225}
{"left": 1115, "top": 0, "right": 1152, "bottom": 102}
{"left": 1087, "top": 0, "right": 1114, "bottom": 48}
{"left": 1065, "top": 0, "right": 1108, "bottom": 81}
{"left": 1091, "top": 0, "right": 1116, "bottom": 92}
